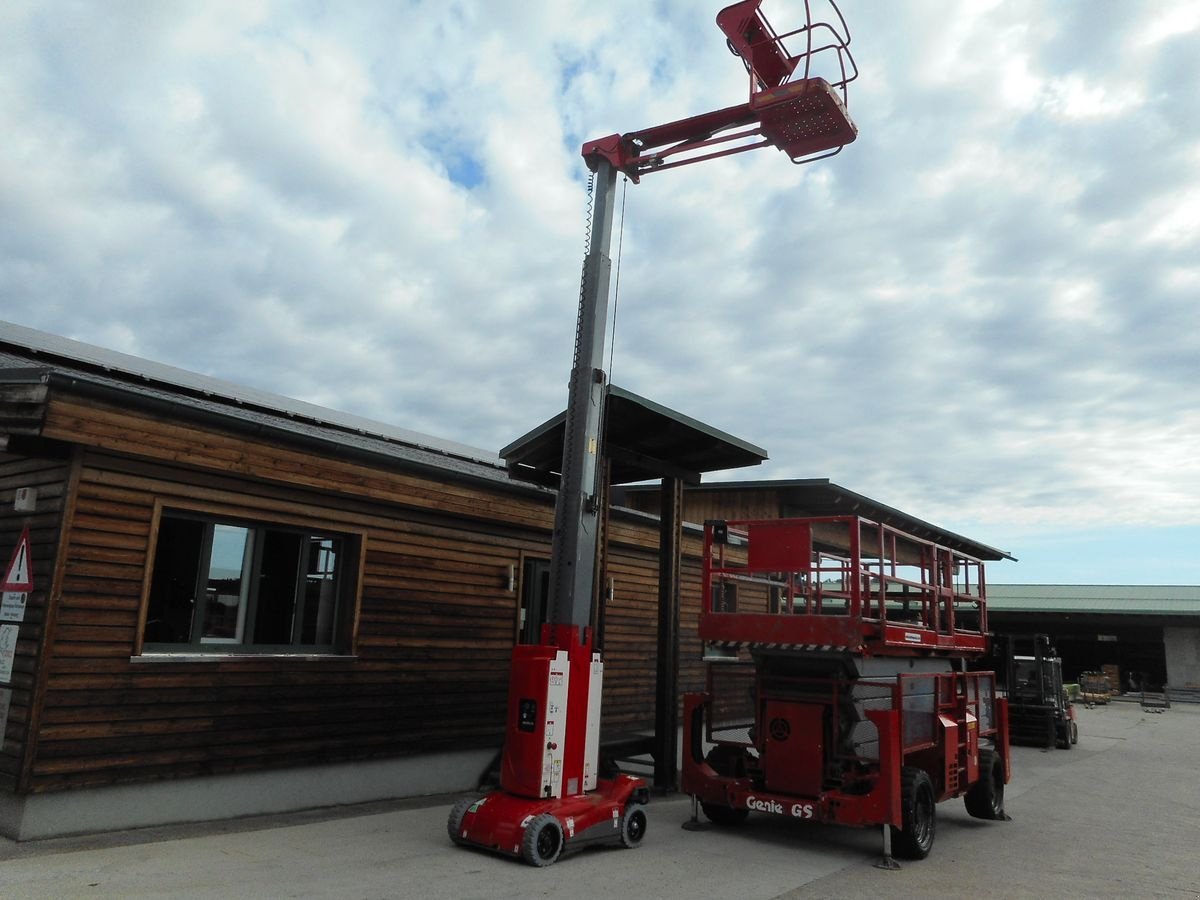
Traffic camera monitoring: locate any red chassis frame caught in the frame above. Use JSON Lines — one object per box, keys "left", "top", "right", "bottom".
{"left": 681, "top": 671, "right": 1011, "bottom": 832}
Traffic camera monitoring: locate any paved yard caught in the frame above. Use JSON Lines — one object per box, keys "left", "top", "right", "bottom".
{"left": 2, "top": 701, "right": 1197, "bottom": 899}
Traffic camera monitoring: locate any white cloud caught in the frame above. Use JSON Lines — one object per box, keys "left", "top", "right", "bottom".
{"left": 1, "top": 1, "right": 1198, "bottom": 580}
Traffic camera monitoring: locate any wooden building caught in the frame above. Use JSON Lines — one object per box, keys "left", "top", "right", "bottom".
{"left": 0, "top": 323, "right": 752, "bottom": 839}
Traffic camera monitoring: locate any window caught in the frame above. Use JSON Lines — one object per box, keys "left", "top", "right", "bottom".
{"left": 144, "top": 512, "right": 355, "bottom": 653}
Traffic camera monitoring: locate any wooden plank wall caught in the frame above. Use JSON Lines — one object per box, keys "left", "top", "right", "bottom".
{"left": 24, "top": 443, "right": 705, "bottom": 793}
{"left": 0, "top": 451, "right": 70, "bottom": 794}
{"left": 622, "top": 488, "right": 784, "bottom": 525}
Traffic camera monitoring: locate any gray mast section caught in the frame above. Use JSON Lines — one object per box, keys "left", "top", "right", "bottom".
{"left": 548, "top": 158, "right": 619, "bottom": 628}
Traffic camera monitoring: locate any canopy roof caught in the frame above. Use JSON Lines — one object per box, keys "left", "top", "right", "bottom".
{"left": 500, "top": 384, "right": 767, "bottom": 487}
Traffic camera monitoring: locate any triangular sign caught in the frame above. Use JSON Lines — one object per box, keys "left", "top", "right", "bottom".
{"left": 2, "top": 528, "right": 33, "bottom": 592}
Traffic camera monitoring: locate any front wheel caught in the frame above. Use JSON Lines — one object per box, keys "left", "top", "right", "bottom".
{"left": 620, "top": 802, "right": 647, "bottom": 848}
{"left": 964, "top": 749, "right": 1006, "bottom": 820}
{"left": 447, "top": 797, "right": 474, "bottom": 846}
{"left": 891, "top": 767, "right": 936, "bottom": 860}
{"left": 521, "top": 814, "right": 563, "bottom": 867}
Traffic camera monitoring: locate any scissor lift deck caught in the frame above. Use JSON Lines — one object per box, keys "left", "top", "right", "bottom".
{"left": 701, "top": 516, "right": 991, "bottom": 659}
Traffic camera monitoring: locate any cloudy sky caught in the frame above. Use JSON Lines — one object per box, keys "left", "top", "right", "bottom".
{"left": 2, "top": 1, "right": 1198, "bottom": 584}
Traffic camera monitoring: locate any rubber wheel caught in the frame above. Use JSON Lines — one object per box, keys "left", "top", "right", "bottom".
{"left": 447, "top": 797, "right": 474, "bottom": 846}
{"left": 521, "top": 814, "right": 563, "bottom": 867}
{"left": 1055, "top": 719, "right": 1073, "bottom": 750}
{"left": 620, "top": 802, "right": 647, "bottom": 848}
{"left": 1070, "top": 719, "right": 1079, "bottom": 744}
{"left": 891, "top": 767, "right": 936, "bottom": 860}
{"left": 700, "top": 800, "right": 749, "bottom": 826}
{"left": 964, "top": 749, "right": 1006, "bottom": 821}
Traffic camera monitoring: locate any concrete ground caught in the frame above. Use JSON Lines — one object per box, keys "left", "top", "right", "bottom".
{"left": 2, "top": 701, "right": 1197, "bottom": 899}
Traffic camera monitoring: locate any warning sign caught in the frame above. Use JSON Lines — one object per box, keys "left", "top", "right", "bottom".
{"left": 2, "top": 528, "right": 33, "bottom": 592}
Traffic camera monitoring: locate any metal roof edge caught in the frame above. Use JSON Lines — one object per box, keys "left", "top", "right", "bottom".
{"left": 0, "top": 320, "right": 498, "bottom": 467}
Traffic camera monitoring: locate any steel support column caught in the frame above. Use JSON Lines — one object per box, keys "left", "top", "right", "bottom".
{"left": 654, "top": 476, "right": 683, "bottom": 790}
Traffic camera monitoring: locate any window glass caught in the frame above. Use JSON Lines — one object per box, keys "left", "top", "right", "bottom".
{"left": 146, "top": 517, "right": 205, "bottom": 643}
{"left": 202, "top": 524, "right": 252, "bottom": 642}
{"left": 254, "top": 531, "right": 303, "bottom": 645}
{"left": 300, "top": 538, "right": 339, "bottom": 645}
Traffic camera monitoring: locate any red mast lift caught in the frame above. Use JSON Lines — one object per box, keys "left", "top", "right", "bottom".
{"left": 450, "top": 1, "right": 857, "bottom": 866}
{"left": 682, "top": 517, "right": 1011, "bottom": 863}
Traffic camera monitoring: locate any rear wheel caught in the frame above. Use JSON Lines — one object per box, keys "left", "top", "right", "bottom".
{"left": 964, "top": 749, "right": 1006, "bottom": 820}
{"left": 521, "top": 814, "right": 563, "bottom": 867}
{"left": 620, "top": 802, "right": 647, "bottom": 848}
{"left": 891, "top": 767, "right": 936, "bottom": 860}
{"left": 1070, "top": 719, "right": 1079, "bottom": 744}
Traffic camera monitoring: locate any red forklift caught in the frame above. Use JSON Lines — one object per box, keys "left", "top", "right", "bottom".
{"left": 449, "top": 1, "right": 858, "bottom": 866}
{"left": 682, "top": 516, "right": 1011, "bottom": 863}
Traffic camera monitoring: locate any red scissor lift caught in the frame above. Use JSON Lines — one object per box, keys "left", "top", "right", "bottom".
{"left": 683, "top": 517, "right": 1011, "bottom": 862}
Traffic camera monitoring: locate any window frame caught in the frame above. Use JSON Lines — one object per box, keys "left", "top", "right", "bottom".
{"left": 136, "top": 499, "right": 365, "bottom": 658}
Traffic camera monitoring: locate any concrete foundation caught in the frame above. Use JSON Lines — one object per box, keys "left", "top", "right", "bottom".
{"left": 0, "top": 747, "right": 495, "bottom": 841}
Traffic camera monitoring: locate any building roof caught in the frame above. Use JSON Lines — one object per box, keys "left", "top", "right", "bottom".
{"left": 0, "top": 320, "right": 517, "bottom": 489}
{"left": 623, "top": 477, "right": 1015, "bottom": 562}
{"left": 499, "top": 384, "right": 768, "bottom": 486}
{"left": 986, "top": 584, "right": 1200, "bottom": 616}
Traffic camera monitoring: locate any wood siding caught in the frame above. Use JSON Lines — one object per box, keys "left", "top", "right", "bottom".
{"left": 12, "top": 390, "right": 709, "bottom": 794}
{"left": 0, "top": 451, "right": 71, "bottom": 793}
{"left": 623, "top": 488, "right": 785, "bottom": 524}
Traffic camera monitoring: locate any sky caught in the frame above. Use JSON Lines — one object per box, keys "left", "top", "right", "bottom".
{"left": 1, "top": 1, "right": 1198, "bottom": 585}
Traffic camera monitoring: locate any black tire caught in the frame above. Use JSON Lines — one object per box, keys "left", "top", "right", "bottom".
{"left": 447, "top": 797, "right": 474, "bottom": 846}
{"left": 891, "top": 767, "right": 936, "bottom": 860}
{"left": 1070, "top": 719, "right": 1079, "bottom": 744}
{"left": 700, "top": 800, "right": 749, "bottom": 826}
{"left": 620, "top": 802, "right": 647, "bottom": 848}
{"left": 521, "top": 814, "right": 563, "bottom": 867}
{"left": 964, "top": 749, "right": 1006, "bottom": 820}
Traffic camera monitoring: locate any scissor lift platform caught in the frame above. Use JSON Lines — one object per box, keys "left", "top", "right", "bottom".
{"left": 700, "top": 516, "right": 991, "bottom": 659}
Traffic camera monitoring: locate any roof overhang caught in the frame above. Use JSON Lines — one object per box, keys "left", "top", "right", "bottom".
{"left": 500, "top": 384, "right": 767, "bottom": 487}
{"left": 624, "top": 477, "right": 1015, "bottom": 562}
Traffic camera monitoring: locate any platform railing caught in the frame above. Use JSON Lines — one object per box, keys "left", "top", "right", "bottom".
{"left": 703, "top": 516, "right": 989, "bottom": 653}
